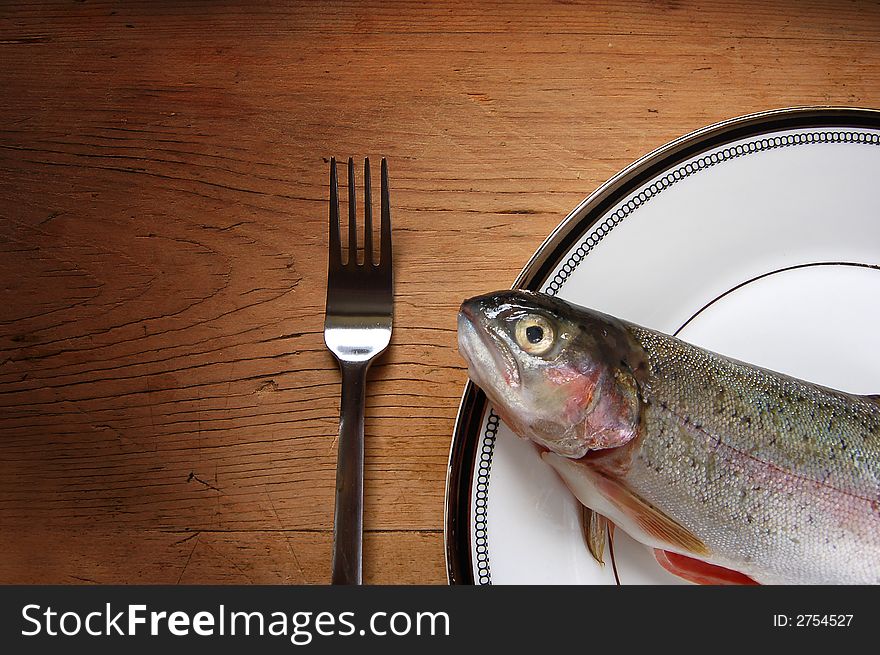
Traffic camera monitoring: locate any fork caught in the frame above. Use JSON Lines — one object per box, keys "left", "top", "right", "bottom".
{"left": 324, "top": 157, "right": 393, "bottom": 585}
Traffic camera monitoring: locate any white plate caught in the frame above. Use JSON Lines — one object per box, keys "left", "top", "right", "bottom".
{"left": 445, "top": 107, "right": 880, "bottom": 584}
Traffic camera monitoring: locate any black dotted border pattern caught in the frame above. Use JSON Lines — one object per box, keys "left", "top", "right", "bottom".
{"left": 544, "top": 130, "right": 880, "bottom": 296}
{"left": 471, "top": 128, "right": 880, "bottom": 584}
{"left": 472, "top": 410, "right": 499, "bottom": 585}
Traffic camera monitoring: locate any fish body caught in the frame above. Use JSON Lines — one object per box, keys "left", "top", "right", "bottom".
{"left": 458, "top": 290, "right": 880, "bottom": 584}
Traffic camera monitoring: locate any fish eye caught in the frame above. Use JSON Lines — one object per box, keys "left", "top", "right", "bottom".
{"left": 514, "top": 314, "right": 555, "bottom": 356}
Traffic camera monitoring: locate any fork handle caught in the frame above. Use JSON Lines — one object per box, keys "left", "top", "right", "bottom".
{"left": 331, "top": 361, "right": 368, "bottom": 584}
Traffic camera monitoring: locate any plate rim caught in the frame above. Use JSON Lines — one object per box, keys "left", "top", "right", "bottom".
{"left": 444, "top": 105, "right": 880, "bottom": 585}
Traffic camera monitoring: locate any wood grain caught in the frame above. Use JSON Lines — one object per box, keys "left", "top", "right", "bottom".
{"left": 1, "top": 0, "right": 878, "bottom": 584}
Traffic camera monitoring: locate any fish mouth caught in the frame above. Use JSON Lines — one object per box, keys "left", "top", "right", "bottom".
{"left": 458, "top": 304, "right": 521, "bottom": 388}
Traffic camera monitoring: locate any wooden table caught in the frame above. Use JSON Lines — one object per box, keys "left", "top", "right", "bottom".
{"left": 2, "top": 1, "right": 879, "bottom": 584}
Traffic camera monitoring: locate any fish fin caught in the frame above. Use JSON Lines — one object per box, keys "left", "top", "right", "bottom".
{"left": 654, "top": 549, "right": 759, "bottom": 585}
{"left": 608, "top": 522, "right": 621, "bottom": 586}
{"left": 582, "top": 507, "right": 607, "bottom": 565}
{"left": 594, "top": 475, "right": 710, "bottom": 557}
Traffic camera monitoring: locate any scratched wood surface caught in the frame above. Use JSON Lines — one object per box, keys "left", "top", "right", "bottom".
{"left": 1, "top": 0, "right": 879, "bottom": 584}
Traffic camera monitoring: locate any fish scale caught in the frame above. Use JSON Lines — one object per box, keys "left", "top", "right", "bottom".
{"left": 630, "top": 325, "right": 880, "bottom": 503}
{"left": 625, "top": 324, "right": 880, "bottom": 583}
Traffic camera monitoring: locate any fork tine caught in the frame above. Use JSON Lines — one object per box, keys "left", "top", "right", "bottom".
{"left": 363, "top": 158, "right": 373, "bottom": 265}
{"left": 380, "top": 157, "right": 391, "bottom": 266}
{"left": 329, "top": 157, "right": 341, "bottom": 266}
{"left": 347, "top": 157, "right": 357, "bottom": 266}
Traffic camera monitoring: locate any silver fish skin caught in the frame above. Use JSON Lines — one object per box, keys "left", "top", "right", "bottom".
{"left": 458, "top": 290, "right": 880, "bottom": 584}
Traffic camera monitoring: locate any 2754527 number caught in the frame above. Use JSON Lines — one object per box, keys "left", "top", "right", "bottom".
{"left": 796, "top": 615, "right": 852, "bottom": 627}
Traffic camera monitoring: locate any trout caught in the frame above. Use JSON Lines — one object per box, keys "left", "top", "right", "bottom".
{"left": 457, "top": 290, "right": 880, "bottom": 584}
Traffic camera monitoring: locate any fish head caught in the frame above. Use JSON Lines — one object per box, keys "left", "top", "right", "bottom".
{"left": 458, "top": 290, "right": 644, "bottom": 458}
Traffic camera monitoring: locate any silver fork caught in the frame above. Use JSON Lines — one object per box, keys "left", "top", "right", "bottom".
{"left": 324, "top": 157, "right": 393, "bottom": 585}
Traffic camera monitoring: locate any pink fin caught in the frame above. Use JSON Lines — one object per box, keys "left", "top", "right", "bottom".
{"left": 594, "top": 475, "right": 709, "bottom": 556}
{"left": 654, "top": 549, "right": 759, "bottom": 585}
